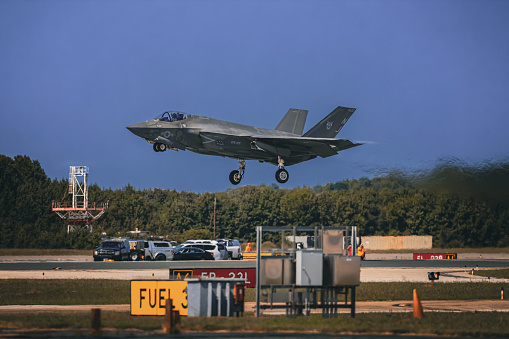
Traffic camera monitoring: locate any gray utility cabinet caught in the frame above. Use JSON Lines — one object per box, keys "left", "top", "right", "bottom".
{"left": 323, "top": 255, "right": 361, "bottom": 286}
{"left": 296, "top": 249, "right": 323, "bottom": 286}
{"left": 260, "top": 257, "right": 295, "bottom": 286}
{"left": 186, "top": 278, "right": 244, "bottom": 317}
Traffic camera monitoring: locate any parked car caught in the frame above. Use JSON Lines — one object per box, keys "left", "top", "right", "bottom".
{"left": 93, "top": 239, "right": 131, "bottom": 261}
{"left": 219, "top": 239, "right": 242, "bottom": 259}
{"left": 181, "top": 240, "right": 227, "bottom": 260}
{"left": 174, "top": 247, "right": 214, "bottom": 261}
{"left": 144, "top": 240, "right": 174, "bottom": 261}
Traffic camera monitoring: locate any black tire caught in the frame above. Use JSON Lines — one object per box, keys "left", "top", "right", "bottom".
{"left": 228, "top": 252, "right": 232, "bottom": 260}
{"left": 153, "top": 143, "right": 159, "bottom": 152}
{"left": 275, "top": 168, "right": 289, "bottom": 184}
{"left": 158, "top": 143, "right": 167, "bottom": 152}
{"left": 130, "top": 252, "right": 139, "bottom": 261}
{"left": 229, "top": 170, "right": 242, "bottom": 185}
{"left": 93, "top": 258, "right": 101, "bottom": 262}
{"left": 155, "top": 254, "right": 166, "bottom": 261}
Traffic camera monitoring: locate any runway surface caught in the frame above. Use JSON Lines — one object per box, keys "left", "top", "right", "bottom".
{"left": 3, "top": 260, "right": 509, "bottom": 270}
{"left": 1, "top": 254, "right": 508, "bottom": 282}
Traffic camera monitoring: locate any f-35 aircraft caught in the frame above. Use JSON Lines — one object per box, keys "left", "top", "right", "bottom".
{"left": 127, "top": 106, "right": 363, "bottom": 185}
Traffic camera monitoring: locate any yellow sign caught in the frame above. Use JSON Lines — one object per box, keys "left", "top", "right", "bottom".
{"left": 130, "top": 280, "right": 188, "bottom": 316}
{"left": 171, "top": 269, "right": 193, "bottom": 280}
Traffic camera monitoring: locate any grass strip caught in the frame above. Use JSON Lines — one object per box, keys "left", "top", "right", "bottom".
{"left": 0, "top": 311, "right": 508, "bottom": 337}
{"left": 250, "top": 282, "right": 505, "bottom": 303}
{"left": 474, "top": 269, "right": 509, "bottom": 279}
{"left": 0, "top": 280, "right": 506, "bottom": 305}
{"left": 357, "top": 282, "right": 506, "bottom": 300}
{"left": 0, "top": 280, "right": 130, "bottom": 305}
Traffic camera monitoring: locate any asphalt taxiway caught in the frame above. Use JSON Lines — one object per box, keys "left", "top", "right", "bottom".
{"left": 1, "top": 254, "right": 508, "bottom": 283}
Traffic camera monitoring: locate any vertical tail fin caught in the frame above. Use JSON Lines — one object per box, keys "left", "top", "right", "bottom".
{"left": 303, "top": 106, "right": 356, "bottom": 138}
{"left": 275, "top": 108, "right": 308, "bottom": 135}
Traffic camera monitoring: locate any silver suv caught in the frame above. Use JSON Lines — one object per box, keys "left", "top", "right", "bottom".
{"left": 219, "top": 239, "right": 242, "bottom": 260}
{"left": 144, "top": 240, "right": 174, "bottom": 261}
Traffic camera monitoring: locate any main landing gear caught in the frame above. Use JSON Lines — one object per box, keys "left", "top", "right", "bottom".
{"left": 228, "top": 157, "right": 290, "bottom": 185}
{"left": 275, "top": 156, "right": 289, "bottom": 184}
{"left": 229, "top": 159, "right": 245, "bottom": 185}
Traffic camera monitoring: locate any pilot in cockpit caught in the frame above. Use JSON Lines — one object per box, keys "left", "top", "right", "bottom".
{"left": 158, "top": 111, "right": 185, "bottom": 122}
{"left": 160, "top": 112, "right": 171, "bottom": 122}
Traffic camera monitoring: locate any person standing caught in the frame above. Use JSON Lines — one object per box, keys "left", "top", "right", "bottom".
{"left": 357, "top": 244, "right": 365, "bottom": 260}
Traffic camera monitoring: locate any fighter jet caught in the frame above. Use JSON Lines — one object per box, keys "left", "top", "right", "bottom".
{"left": 127, "top": 106, "right": 363, "bottom": 185}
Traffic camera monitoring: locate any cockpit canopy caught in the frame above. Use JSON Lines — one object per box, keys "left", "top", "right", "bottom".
{"left": 155, "top": 111, "right": 188, "bottom": 122}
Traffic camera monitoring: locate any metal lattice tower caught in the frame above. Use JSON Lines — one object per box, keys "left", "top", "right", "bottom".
{"left": 52, "top": 166, "right": 108, "bottom": 233}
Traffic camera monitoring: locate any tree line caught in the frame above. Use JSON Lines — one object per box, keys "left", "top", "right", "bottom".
{"left": 1, "top": 154, "right": 508, "bottom": 249}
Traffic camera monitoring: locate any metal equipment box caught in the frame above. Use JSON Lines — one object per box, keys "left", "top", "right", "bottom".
{"left": 322, "top": 230, "right": 344, "bottom": 254}
{"left": 296, "top": 249, "right": 323, "bottom": 286}
{"left": 323, "top": 255, "right": 361, "bottom": 286}
{"left": 260, "top": 257, "right": 295, "bottom": 285}
{"left": 186, "top": 278, "right": 244, "bottom": 317}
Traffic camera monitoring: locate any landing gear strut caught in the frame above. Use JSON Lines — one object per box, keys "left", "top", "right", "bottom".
{"left": 229, "top": 159, "right": 245, "bottom": 185}
{"left": 275, "top": 156, "right": 289, "bottom": 184}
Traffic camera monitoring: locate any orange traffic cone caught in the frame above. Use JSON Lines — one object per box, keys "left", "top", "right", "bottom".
{"left": 413, "top": 289, "right": 424, "bottom": 318}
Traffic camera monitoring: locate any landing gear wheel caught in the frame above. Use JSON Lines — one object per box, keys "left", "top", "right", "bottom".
{"left": 275, "top": 168, "right": 289, "bottom": 183}
{"left": 229, "top": 170, "right": 242, "bottom": 185}
{"left": 153, "top": 143, "right": 167, "bottom": 152}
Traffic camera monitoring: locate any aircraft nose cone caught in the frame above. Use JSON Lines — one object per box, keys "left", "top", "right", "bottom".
{"left": 126, "top": 122, "right": 147, "bottom": 137}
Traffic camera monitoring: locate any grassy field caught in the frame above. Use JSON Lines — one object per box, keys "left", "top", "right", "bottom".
{"left": 0, "top": 311, "right": 508, "bottom": 337}
{"left": 474, "top": 268, "right": 509, "bottom": 279}
{"left": 0, "top": 279, "right": 506, "bottom": 305}
{"left": 0, "top": 280, "right": 130, "bottom": 305}
{"left": 0, "top": 279, "right": 508, "bottom": 336}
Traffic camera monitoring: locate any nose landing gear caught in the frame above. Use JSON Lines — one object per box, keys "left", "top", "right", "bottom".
{"left": 229, "top": 159, "right": 246, "bottom": 185}
{"left": 153, "top": 143, "right": 167, "bottom": 152}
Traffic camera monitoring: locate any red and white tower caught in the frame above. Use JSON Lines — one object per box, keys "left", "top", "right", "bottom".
{"left": 52, "top": 166, "right": 108, "bottom": 232}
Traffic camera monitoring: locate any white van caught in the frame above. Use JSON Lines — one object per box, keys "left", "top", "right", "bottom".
{"left": 144, "top": 240, "right": 174, "bottom": 261}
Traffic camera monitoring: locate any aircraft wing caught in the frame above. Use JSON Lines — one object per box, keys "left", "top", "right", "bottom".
{"left": 253, "top": 135, "right": 363, "bottom": 158}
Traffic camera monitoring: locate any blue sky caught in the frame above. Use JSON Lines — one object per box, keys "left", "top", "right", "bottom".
{"left": 1, "top": 0, "right": 508, "bottom": 192}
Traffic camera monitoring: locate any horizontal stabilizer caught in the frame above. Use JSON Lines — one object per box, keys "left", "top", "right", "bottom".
{"left": 303, "top": 106, "right": 356, "bottom": 138}
{"left": 275, "top": 108, "right": 308, "bottom": 135}
{"left": 253, "top": 135, "right": 364, "bottom": 158}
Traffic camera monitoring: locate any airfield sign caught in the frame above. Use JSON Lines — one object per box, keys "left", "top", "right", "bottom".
{"left": 130, "top": 280, "right": 188, "bottom": 316}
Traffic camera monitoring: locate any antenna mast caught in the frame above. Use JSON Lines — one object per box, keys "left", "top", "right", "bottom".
{"left": 52, "top": 166, "right": 108, "bottom": 233}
